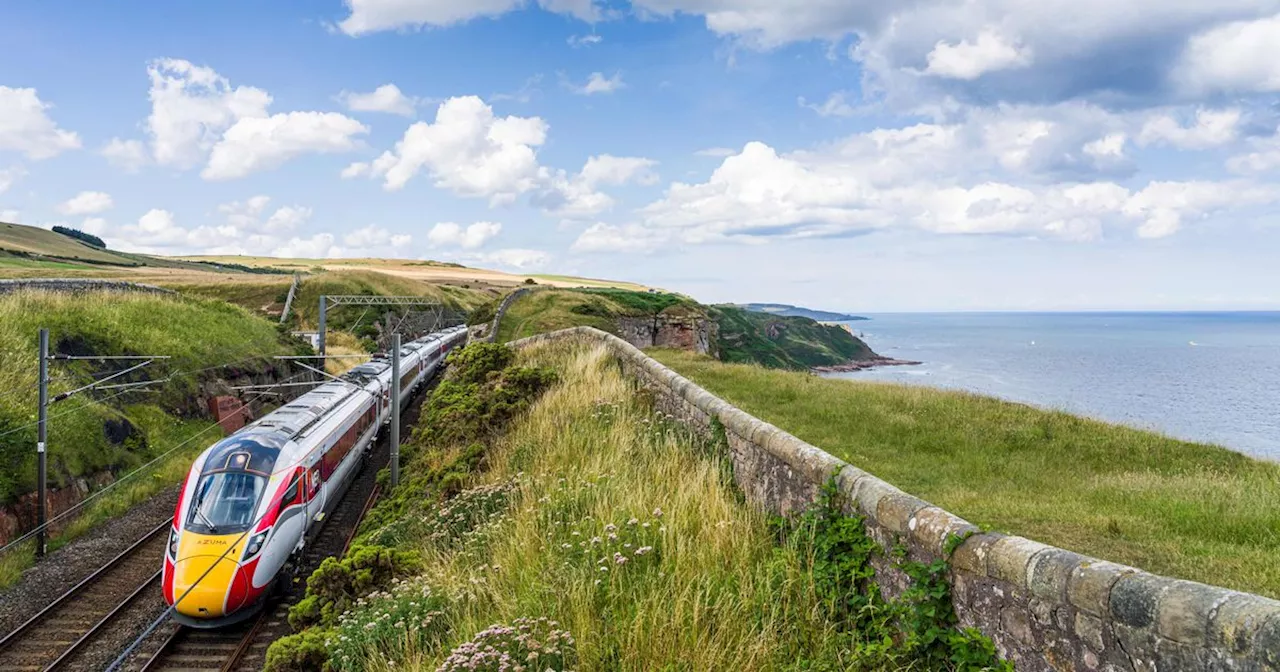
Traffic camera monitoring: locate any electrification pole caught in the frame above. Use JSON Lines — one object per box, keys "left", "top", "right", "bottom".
{"left": 390, "top": 333, "right": 400, "bottom": 489}
{"left": 317, "top": 295, "right": 327, "bottom": 359}
{"left": 36, "top": 329, "right": 48, "bottom": 558}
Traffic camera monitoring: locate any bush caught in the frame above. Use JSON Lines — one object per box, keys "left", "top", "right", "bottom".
{"left": 523, "top": 278, "right": 538, "bottom": 285}
{"left": 287, "top": 545, "right": 423, "bottom": 630}
{"left": 264, "top": 628, "right": 331, "bottom": 672}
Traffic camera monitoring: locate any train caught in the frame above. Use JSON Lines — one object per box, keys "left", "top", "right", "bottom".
{"left": 162, "top": 326, "right": 470, "bottom": 627}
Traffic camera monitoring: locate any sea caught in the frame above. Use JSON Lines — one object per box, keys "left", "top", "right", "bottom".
{"left": 823, "top": 312, "right": 1280, "bottom": 462}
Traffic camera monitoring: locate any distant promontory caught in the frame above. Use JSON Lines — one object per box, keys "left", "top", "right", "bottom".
{"left": 738, "top": 303, "right": 869, "bottom": 322}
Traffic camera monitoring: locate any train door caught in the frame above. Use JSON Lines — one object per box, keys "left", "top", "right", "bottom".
{"left": 306, "top": 464, "right": 324, "bottom": 525}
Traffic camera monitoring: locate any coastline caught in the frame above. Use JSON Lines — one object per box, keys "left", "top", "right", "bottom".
{"left": 811, "top": 356, "right": 922, "bottom": 373}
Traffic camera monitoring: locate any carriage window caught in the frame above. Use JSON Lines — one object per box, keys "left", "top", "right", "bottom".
{"left": 186, "top": 471, "right": 267, "bottom": 534}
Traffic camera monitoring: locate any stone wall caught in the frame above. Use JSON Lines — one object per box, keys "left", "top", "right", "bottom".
{"left": 512, "top": 327, "right": 1280, "bottom": 672}
{"left": 486, "top": 287, "right": 537, "bottom": 342}
{"left": 0, "top": 279, "right": 175, "bottom": 295}
{"left": 615, "top": 315, "right": 719, "bottom": 356}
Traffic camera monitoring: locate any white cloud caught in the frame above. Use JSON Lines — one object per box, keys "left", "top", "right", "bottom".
{"left": 0, "top": 86, "right": 81, "bottom": 159}
{"left": 1137, "top": 109, "right": 1241, "bottom": 149}
{"left": 627, "top": 136, "right": 1277, "bottom": 247}
{"left": 799, "top": 92, "right": 858, "bottom": 118}
{"left": 427, "top": 221, "right": 502, "bottom": 249}
{"left": 0, "top": 209, "right": 19, "bottom": 223}
{"left": 107, "top": 204, "right": 347, "bottom": 258}
{"left": 338, "top": 0, "right": 598, "bottom": 35}
{"left": 342, "top": 224, "right": 412, "bottom": 252}
{"left": 57, "top": 191, "right": 114, "bottom": 216}
{"left": 101, "top": 138, "right": 149, "bottom": 172}
{"left": 924, "top": 29, "right": 1032, "bottom": 80}
{"left": 340, "top": 84, "right": 418, "bottom": 116}
{"left": 145, "top": 58, "right": 272, "bottom": 169}
{"left": 572, "top": 222, "right": 669, "bottom": 253}
{"left": 1177, "top": 14, "right": 1280, "bottom": 94}
{"left": 568, "top": 34, "right": 603, "bottom": 47}
{"left": 202, "top": 111, "right": 368, "bottom": 180}
{"left": 479, "top": 248, "right": 550, "bottom": 270}
{"left": 536, "top": 155, "right": 659, "bottom": 218}
{"left": 348, "top": 96, "right": 547, "bottom": 199}
{"left": 579, "top": 155, "right": 659, "bottom": 187}
{"left": 1227, "top": 131, "right": 1280, "bottom": 174}
{"left": 272, "top": 233, "right": 344, "bottom": 259}
{"left": 1082, "top": 133, "right": 1126, "bottom": 159}
{"left": 80, "top": 217, "right": 108, "bottom": 236}
{"left": 0, "top": 165, "right": 25, "bottom": 194}
{"left": 695, "top": 147, "right": 737, "bottom": 158}
{"left": 574, "top": 72, "right": 624, "bottom": 95}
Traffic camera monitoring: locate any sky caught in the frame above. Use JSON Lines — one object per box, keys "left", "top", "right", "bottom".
{"left": 2, "top": 1, "right": 1280, "bottom": 312}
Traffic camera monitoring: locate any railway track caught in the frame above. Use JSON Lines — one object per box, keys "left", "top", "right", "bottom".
{"left": 0, "top": 518, "right": 172, "bottom": 672}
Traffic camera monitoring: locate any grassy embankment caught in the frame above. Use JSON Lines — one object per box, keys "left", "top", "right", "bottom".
{"left": 0, "top": 291, "right": 293, "bottom": 585}
{"left": 269, "top": 341, "right": 1008, "bottom": 671}
{"left": 494, "top": 288, "right": 699, "bottom": 343}
{"left": 653, "top": 349, "right": 1280, "bottom": 599}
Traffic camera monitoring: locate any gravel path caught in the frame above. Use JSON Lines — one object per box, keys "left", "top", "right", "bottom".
{"left": 0, "top": 485, "right": 179, "bottom": 638}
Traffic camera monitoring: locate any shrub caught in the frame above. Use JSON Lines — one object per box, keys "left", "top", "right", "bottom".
{"left": 523, "top": 278, "right": 537, "bottom": 285}
{"left": 288, "top": 545, "right": 423, "bottom": 630}
{"left": 264, "top": 628, "right": 330, "bottom": 672}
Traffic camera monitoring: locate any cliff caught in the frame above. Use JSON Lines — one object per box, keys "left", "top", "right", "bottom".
{"left": 713, "top": 305, "right": 879, "bottom": 370}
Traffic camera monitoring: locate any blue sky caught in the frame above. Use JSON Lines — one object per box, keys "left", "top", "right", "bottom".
{"left": 2, "top": 1, "right": 1280, "bottom": 311}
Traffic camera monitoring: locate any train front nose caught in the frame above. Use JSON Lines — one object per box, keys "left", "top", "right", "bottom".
{"left": 170, "top": 534, "right": 246, "bottom": 619}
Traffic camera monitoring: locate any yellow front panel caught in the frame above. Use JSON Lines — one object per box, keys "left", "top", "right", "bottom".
{"left": 172, "top": 532, "right": 244, "bottom": 618}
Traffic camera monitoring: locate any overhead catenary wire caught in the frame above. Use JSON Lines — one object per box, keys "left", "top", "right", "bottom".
{"left": 0, "top": 365, "right": 317, "bottom": 558}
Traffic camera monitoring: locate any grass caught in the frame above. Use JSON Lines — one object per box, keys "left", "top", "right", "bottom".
{"left": 651, "top": 349, "right": 1280, "bottom": 599}
{"left": 0, "top": 291, "right": 288, "bottom": 504}
{"left": 495, "top": 288, "right": 700, "bottom": 343}
{"left": 313, "top": 341, "right": 866, "bottom": 671}
{"left": 0, "top": 222, "right": 140, "bottom": 266}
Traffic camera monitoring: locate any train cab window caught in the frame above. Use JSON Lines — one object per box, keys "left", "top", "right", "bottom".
{"left": 187, "top": 471, "right": 267, "bottom": 534}
{"left": 308, "top": 468, "right": 322, "bottom": 498}
{"left": 283, "top": 473, "right": 301, "bottom": 504}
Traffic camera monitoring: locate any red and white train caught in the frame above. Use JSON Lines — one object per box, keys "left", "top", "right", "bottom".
{"left": 162, "top": 326, "right": 469, "bottom": 627}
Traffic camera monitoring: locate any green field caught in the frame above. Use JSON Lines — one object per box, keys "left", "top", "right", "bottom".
{"left": 495, "top": 288, "right": 701, "bottom": 343}
{"left": 652, "top": 349, "right": 1280, "bottom": 600}
{"left": 0, "top": 222, "right": 140, "bottom": 266}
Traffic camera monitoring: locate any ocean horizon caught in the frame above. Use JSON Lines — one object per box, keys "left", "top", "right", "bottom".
{"left": 823, "top": 310, "right": 1280, "bottom": 462}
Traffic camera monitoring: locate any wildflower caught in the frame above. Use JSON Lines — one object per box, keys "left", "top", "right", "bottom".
{"left": 652, "top": 508, "right": 663, "bottom": 518}
{"left": 627, "top": 517, "right": 639, "bottom": 526}
{"left": 635, "top": 546, "right": 653, "bottom": 556}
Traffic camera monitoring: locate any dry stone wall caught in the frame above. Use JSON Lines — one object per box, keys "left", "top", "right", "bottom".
{"left": 0, "top": 279, "right": 175, "bottom": 295}
{"left": 512, "top": 327, "right": 1280, "bottom": 672}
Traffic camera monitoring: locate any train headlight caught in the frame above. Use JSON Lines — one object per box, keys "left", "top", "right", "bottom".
{"left": 167, "top": 528, "right": 180, "bottom": 559}
{"left": 242, "top": 531, "right": 270, "bottom": 561}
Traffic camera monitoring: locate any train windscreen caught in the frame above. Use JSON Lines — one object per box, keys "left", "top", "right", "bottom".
{"left": 186, "top": 471, "right": 268, "bottom": 534}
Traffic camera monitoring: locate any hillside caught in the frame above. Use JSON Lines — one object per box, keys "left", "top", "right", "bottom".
{"left": 714, "top": 305, "right": 876, "bottom": 369}
{"left": 491, "top": 288, "right": 882, "bottom": 371}
{"left": 739, "top": 302, "right": 869, "bottom": 321}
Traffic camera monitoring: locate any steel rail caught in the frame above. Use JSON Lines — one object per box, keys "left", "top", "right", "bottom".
{"left": 0, "top": 517, "right": 173, "bottom": 654}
